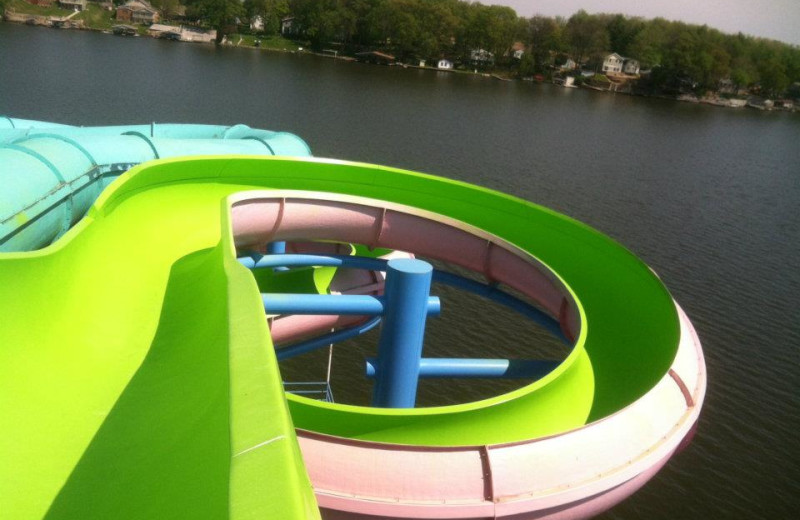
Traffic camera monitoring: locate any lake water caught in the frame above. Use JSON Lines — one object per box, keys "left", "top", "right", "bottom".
{"left": 2, "top": 23, "right": 799, "bottom": 519}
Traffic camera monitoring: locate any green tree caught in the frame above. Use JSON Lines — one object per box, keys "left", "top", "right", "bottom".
{"left": 629, "top": 17, "right": 670, "bottom": 67}
{"left": 759, "top": 57, "right": 789, "bottom": 96}
{"left": 245, "top": 0, "right": 289, "bottom": 36}
{"left": 606, "top": 14, "right": 643, "bottom": 56}
{"left": 151, "top": 0, "right": 182, "bottom": 20}
{"left": 526, "top": 15, "right": 563, "bottom": 73}
{"left": 565, "top": 10, "right": 608, "bottom": 65}
{"left": 186, "top": 0, "right": 244, "bottom": 43}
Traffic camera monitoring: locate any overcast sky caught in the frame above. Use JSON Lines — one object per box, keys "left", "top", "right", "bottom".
{"left": 492, "top": 0, "right": 800, "bottom": 46}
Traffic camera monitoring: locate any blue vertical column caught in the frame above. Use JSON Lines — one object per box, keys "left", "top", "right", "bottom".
{"left": 266, "top": 241, "right": 288, "bottom": 271}
{"left": 267, "top": 241, "right": 286, "bottom": 254}
{"left": 371, "top": 258, "right": 434, "bottom": 408}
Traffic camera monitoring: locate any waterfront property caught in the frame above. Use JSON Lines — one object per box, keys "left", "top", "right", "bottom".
{"left": 560, "top": 58, "right": 578, "bottom": 71}
{"left": 470, "top": 48, "right": 495, "bottom": 67}
{"left": 602, "top": 53, "right": 641, "bottom": 77}
{"left": 511, "top": 41, "right": 525, "bottom": 60}
{"left": 437, "top": 59, "right": 453, "bottom": 70}
{"left": 116, "top": 0, "right": 159, "bottom": 25}
{"left": 602, "top": 53, "right": 624, "bottom": 74}
{"left": 281, "top": 16, "right": 296, "bottom": 36}
{"left": 57, "top": 0, "right": 85, "bottom": 11}
{"left": 623, "top": 58, "right": 640, "bottom": 75}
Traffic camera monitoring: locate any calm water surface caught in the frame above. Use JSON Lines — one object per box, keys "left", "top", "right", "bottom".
{"left": 2, "top": 23, "right": 799, "bottom": 519}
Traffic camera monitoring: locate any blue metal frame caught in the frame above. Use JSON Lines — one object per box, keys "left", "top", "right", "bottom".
{"left": 366, "top": 358, "right": 560, "bottom": 380}
{"left": 242, "top": 252, "right": 572, "bottom": 407}
{"left": 262, "top": 293, "right": 440, "bottom": 316}
{"left": 276, "top": 316, "right": 382, "bottom": 361}
{"left": 240, "top": 253, "right": 568, "bottom": 344}
{"left": 371, "top": 259, "right": 433, "bottom": 408}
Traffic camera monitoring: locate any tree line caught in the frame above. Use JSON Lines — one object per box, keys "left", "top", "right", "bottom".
{"left": 7, "top": 0, "right": 791, "bottom": 97}
{"left": 176, "top": 0, "right": 799, "bottom": 97}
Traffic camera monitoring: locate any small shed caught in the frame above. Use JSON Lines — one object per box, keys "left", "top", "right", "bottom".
{"left": 437, "top": 59, "right": 453, "bottom": 70}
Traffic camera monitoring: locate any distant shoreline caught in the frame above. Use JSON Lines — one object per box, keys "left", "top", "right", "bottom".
{"left": 1, "top": 15, "right": 796, "bottom": 115}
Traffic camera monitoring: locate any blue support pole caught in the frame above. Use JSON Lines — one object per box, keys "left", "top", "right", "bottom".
{"left": 262, "top": 293, "right": 440, "bottom": 316}
{"left": 266, "top": 241, "right": 288, "bottom": 271}
{"left": 276, "top": 316, "right": 382, "bottom": 361}
{"left": 365, "top": 358, "right": 560, "bottom": 380}
{"left": 371, "top": 259, "right": 434, "bottom": 408}
{"left": 266, "top": 241, "right": 286, "bottom": 255}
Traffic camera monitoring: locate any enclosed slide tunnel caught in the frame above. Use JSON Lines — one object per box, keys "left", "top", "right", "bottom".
{"left": 0, "top": 116, "right": 311, "bottom": 252}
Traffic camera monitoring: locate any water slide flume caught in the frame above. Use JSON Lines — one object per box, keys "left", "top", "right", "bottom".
{"left": 0, "top": 117, "right": 310, "bottom": 251}
{"left": 0, "top": 126, "right": 705, "bottom": 519}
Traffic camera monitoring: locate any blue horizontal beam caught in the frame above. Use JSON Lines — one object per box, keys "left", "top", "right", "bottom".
{"left": 240, "top": 253, "right": 382, "bottom": 271}
{"left": 240, "top": 253, "right": 568, "bottom": 344}
{"left": 365, "top": 358, "right": 560, "bottom": 380}
{"left": 276, "top": 316, "right": 382, "bottom": 361}
{"left": 262, "top": 293, "right": 441, "bottom": 316}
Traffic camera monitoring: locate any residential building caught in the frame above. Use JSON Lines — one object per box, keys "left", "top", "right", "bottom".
{"left": 116, "top": 1, "right": 160, "bottom": 25}
{"left": 560, "top": 58, "right": 577, "bottom": 71}
{"left": 510, "top": 42, "right": 525, "bottom": 60}
{"left": 602, "top": 53, "right": 624, "bottom": 74}
{"left": 623, "top": 58, "right": 640, "bottom": 75}
{"left": 470, "top": 48, "right": 494, "bottom": 67}
{"left": 58, "top": 0, "right": 87, "bottom": 10}
{"left": 281, "top": 16, "right": 296, "bottom": 36}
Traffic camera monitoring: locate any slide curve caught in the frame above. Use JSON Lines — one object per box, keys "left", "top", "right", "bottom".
{"left": 0, "top": 155, "right": 704, "bottom": 519}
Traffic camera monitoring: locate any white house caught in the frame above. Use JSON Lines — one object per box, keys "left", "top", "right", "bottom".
{"left": 437, "top": 59, "right": 453, "bottom": 70}
{"left": 59, "top": 0, "right": 87, "bottom": 11}
{"left": 602, "top": 53, "right": 624, "bottom": 74}
{"left": 560, "top": 58, "right": 577, "bottom": 71}
{"left": 511, "top": 42, "right": 525, "bottom": 60}
{"left": 280, "top": 16, "right": 296, "bottom": 36}
{"left": 623, "top": 58, "right": 640, "bottom": 75}
{"left": 250, "top": 15, "right": 264, "bottom": 32}
{"left": 470, "top": 48, "right": 494, "bottom": 66}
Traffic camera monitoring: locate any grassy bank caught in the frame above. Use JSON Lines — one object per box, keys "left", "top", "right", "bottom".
{"left": 5, "top": 0, "right": 69, "bottom": 17}
{"left": 76, "top": 4, "right": 114, "bottom": 30}
{"left": 228, "top": 34, "right": 301, "bottom": 52}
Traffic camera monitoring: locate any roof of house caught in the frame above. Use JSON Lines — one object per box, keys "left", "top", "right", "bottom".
{"left": 119, "top": 0, "right": 157, "bottom": 13}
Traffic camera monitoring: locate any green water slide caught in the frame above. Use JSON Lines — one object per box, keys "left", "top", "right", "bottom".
{"left": 0, "top": 156, "right": 681, "bottom": 518}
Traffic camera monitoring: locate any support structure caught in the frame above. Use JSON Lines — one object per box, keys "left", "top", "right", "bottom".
{"left": 371, "top": 259, "right": 434, "bottom": 408}
{"left": 366, "top": 358, "right": 561, "bottom": 380}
